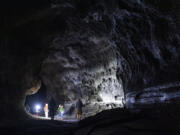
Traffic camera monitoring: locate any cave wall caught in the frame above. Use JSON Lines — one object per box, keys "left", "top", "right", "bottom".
{"left": 41, "top": 36, "right": 124, "bottom": 116}
{"left": 0, "top": 0, "right": 51, "bottom": 122}
{"left": 0, "top": 0, "right": 179, "bottom": 123}
{"left": 40, "top": 0, "right": 180, "bottom": 110}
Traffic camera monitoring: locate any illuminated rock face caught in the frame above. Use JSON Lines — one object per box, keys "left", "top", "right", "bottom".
{"left": 0, "top": 0, "right": 180, "bottom": 123}
{"left": 41, "top": 37, "right": 124, "bottom": 116}
{"left": 26, "top": 80, "right": 41, "bottom": 95}
{"left": 39, "top": 0, "right": 180, "bottom": 113}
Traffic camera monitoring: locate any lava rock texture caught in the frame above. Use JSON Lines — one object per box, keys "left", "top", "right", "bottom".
{"left": 0, "top": 0, "right": 179, "bottom": 124}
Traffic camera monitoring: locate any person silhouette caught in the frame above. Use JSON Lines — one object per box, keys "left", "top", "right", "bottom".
{"left": 44, "top": 103, "right": 49, "bottom": 118}
{"left": 75, "top": 98, "right": 83, "bottom": 119}
{"left": 49, "top": 98, "right": 56, "bottom": 120}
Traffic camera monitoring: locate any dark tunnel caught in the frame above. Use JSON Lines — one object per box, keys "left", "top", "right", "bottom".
{"left": 0, "top": 0, "right": 180, "bottom": 135}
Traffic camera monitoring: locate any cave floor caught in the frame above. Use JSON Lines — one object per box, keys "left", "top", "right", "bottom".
{"left": 31, "top": 115, "right": 79, "bottom": 122}
{"left": 1, "top": 103, "right": 180, "bottom": 135}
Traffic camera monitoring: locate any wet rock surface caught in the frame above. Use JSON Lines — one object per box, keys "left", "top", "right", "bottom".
{"left": 126, "top": 81, "right": 180, "bottom": 108}
{"left": 0, "top": 0, "right": 179, "bottom": 130}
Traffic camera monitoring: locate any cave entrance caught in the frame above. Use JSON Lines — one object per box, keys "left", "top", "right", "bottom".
{"left": 24, "top": 82, "right": 78, "bottom": 121}
{"left": 25, "top": 83, "right": 48, "bottom": 117}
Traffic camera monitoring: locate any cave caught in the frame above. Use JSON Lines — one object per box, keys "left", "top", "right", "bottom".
{"left": 0, "top": 0, "right": 180, "bottom": 134}
{"left": 24, "top": 82, "right": 48, "bottom": 116}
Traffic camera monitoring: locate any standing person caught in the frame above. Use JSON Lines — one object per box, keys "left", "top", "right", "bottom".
{"left": 58, "top": 105, "right": 64, "bottom": 120}
{"left": 44, "top": 104, "right": 49, "bottom": 118}
{"left": 75, "top": 99, "right": 83, "bottom": 119}
{"left": 49, "top": 98, "right": 56, "bottom": 120}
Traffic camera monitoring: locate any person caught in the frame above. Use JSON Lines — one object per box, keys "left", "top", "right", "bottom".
{"left": 49, "top": 98, "right": 56, "bottom": 120}
{"left": 75, "top": 99, "right": 83, "bottom": 119}
{"left": 44, "top": 104, "right": 49, "bottom": 118}
{"left": 58, "top": 105, "right": 64, "bottom": 119}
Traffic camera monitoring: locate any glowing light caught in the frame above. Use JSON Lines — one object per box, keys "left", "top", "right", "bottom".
{"left": 35, "top": 104, "right": 41, "bottom": 113}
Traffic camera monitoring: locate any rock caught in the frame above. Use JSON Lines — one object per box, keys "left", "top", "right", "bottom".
{"left": 26, "top": 79, "right": 41, "bottom": 95}
{"left": 0, "top": 0, "right": 179, "bottom": 124}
